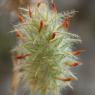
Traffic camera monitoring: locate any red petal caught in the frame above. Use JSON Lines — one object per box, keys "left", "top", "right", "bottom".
{"left": 63, "top": 17, "right": 70, "bottom": 29}
{"left": 63, "top": 77, "right": 74, "bottom": 81}
{"left": 17, "top": 13, "right": 24, "bottom": 23}
{"left": 16, "top": 30, "right": 22, "bottom": 38}
{"left": 16, "top": 53, "right": 31, "bottom": 60}
{"left": 51, "top": 1, "right": 57, "bottom": 12}
{"left": 66, "top": 62, "right": 81, "bottom": 67}
{"left": 51, "top": 32, "right": 56, "bottom": 40}
{"left": 16, "top": 55, "right": 24, "bottom": 59}
{"left": 72, "top": 50, "right": 85, "bottom": 56}
{"left": 55, "top": 77, "right": 74, "bottom": 81}
{"left": 38, "top": 20, "right": 44, "bottom": 32}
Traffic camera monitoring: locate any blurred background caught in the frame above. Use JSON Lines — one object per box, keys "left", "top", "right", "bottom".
{"left": 0, "top": 0, "right": 95, "bottom": 95}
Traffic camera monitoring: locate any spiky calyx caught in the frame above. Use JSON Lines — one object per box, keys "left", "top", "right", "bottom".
{"left": 11, "top": 1, "right": 82, "bottom": 95}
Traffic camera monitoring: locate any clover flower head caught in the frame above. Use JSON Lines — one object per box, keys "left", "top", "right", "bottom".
{"left": 11, "top": 1, "right": 82, "bottom": 95}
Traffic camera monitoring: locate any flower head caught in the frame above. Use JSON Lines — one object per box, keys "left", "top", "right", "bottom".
{"left": 11, "top": 1, "right": 81, "bottom": 95}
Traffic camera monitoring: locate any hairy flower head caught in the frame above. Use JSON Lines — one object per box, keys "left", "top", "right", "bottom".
{"left": 11, "top": 1, "right": 82, "bottom": 95}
